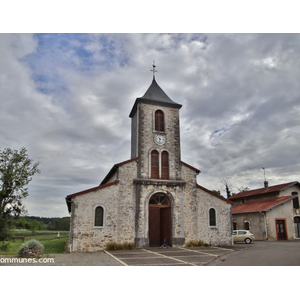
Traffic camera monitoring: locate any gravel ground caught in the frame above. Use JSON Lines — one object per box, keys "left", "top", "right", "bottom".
{"left": 0, "top": 251, "right": 123, "bottom": 266}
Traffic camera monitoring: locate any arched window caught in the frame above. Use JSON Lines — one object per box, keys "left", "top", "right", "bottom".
{"left": 209, "top": 208, "right": 216, "bottom": 226}
{"left": 244, "top": 221, "right": 250, "bottom": 230}
{"left": 94, "top": 206, "right": 104, "bottom": 227}
{"left": 161, "top": 151, "right": 169, "bottom": 180}
{"left": 155, "top": 110, "right": 164, "bottom": 132}
{"left": 151, "top": 150, "right": 159, "bottom": 179}
{"left": 149, "top": 193, "right": 170, "bottom": 206}
{"left": 233, "top": 221, "right": 237, "bottom": 230}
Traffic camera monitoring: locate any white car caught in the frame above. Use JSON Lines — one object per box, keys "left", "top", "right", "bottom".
{"left": 232, "top": 230, "right": 255, "bottom": 244}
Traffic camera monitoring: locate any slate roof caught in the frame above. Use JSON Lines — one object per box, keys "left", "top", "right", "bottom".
{"left": 129, "top": 79, "right": 182, "bottom": 117}
{"left": 229, "top": 181, "right": 299, "bottom": 200}
{"left": 232, "top": 195, "right": 296, "bottom": 214}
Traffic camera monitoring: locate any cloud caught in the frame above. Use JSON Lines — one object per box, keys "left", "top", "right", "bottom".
{"left": 1, "top": 33, "right": 300, "bottom": 216}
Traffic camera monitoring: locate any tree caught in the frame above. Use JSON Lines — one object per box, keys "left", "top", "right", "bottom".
{"left": 0, "top": 147, "right": 40, "bottom": 240}
{"left": 212, "top": 190, "right": 221, "bottom": 196}
{"left": 222, "top": 178, "right": 232, "bottom": 198}
{"left": 238, "top": 186, "right": 250, "bottom": 193}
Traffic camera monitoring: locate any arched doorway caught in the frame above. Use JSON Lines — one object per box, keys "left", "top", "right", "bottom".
{"left": 149, "top": 193, "right": 172, "bottom": 247}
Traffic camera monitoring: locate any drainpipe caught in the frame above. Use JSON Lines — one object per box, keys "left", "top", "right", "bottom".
{"left": 259, "top": 211, "right": 268, "bottom": 240}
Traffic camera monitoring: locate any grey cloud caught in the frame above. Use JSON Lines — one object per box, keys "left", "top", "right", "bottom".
{"left": 1, "top": 33, "right": 300, "bottom": 215}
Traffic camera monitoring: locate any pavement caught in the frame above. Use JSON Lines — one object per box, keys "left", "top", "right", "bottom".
{"left": 105, "top": 246, "right": 237, "bottom": 266}
{"left": 0, "top": 245, "right": 238, "bottom": 266}
{"left": 210, "top": 240, "right": 300, "bottom": 266}
{"left": 2, "top": 240, "right": 299, "bottom": 266}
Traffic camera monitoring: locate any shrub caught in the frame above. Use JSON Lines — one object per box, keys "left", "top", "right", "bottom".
{"left": 106, "top": 242, "right": 134, "bottom": 250}
{"left": 0, "top": 241, "right": 10, "bottom": 251}
{"left": 185, "top": 240, "right": 209, "bottom": 248}
{"left": 17, "top": 239, "right": 44, "bottom": 256}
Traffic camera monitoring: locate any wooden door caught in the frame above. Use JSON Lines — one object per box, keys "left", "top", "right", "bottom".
{"left": 149, "top": 193, "right": 172, "bottom": 247}
{"left": 276, "top": 220, "right": 287, "bottom": 240}
{"left": 160, "top": 207, "right": 172, "bottom": 246}
{"left": 149, "top": 207, "right": 160, "bottom": 246}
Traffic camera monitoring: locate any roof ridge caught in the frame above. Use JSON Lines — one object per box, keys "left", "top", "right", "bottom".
{"left": 100, "top": 157, "right": 139, "bottom": 185}
{"left": 66, "top": 180, "right": 120, "bottom": 200}
{"left": 229, "top": 181, "right": 299, "bottom": 199}
{"left": 196, "top": 184, "right": 234, "bottom": 205}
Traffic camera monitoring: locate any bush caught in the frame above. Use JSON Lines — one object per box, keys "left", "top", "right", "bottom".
{"left": 106, "top": 242, "right": 134, "bottom": 250}
{"left": 17, "top": 239, "right": 44, "bottom": 256}
{"left": 0, "top": 241, "right": 10, "bottom": 251}
{"left": 185, "top": 240, "right": 209, "bottom": 248}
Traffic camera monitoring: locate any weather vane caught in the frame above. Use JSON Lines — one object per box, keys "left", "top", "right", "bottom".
{"left": 150, "top": 61, "right": 157, "bottom": 79}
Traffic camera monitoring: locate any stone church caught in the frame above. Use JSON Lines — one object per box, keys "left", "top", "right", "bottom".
{"left": 65, "top": 66, "right": 233, "bottom": 252}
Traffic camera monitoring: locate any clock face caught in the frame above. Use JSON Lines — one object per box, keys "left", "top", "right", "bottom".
{"left": 154, "top": 134, "right": 165, "bottom": 145}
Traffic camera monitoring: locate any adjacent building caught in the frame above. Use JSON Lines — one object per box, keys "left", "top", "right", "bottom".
{"left": 229, "top": 181, "right": 300, "bottom": 240}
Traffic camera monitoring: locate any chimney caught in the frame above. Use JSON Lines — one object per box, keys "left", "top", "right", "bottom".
{"left": 264, "top": 180, "right": 269, "bottom": 190}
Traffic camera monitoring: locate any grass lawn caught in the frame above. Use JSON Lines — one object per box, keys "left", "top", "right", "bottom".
{"left": 0, "top": 231, "right": 69, "bottom": 255}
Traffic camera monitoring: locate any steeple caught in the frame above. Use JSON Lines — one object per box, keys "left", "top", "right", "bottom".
{"left": 129, "top": 64, "right": 182, "bottom": 118}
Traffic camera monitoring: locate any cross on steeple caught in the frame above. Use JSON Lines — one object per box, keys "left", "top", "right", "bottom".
{"left": 150, "top": 61, "right": 157, "bottom": 79}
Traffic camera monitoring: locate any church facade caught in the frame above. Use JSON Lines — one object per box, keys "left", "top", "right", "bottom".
{"left": 66, "top": 70, "right": 233, "bottom": 252}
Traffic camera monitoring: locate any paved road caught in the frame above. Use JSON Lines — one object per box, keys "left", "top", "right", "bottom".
{"left": 106, "top": 246, "right": 237, "bottom": 266}
{"left": 209, "top": 240, "right": 300, "bottom": 266}
{"left": 1, "top": 241, "right": 299, "bottom": 266}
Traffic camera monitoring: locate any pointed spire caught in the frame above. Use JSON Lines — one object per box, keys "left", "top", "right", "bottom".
{"left": 129, "top": 63, "right": 182, "bottom": 118}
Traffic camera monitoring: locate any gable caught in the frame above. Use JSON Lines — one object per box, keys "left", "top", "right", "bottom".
{"left": 197, "top": 184, "right": 234, "bottom": 205}
{"left": 100, "top": 157, "right": 139, "bottom": 185}
{"left": 181, "top": 161, "right": 201, "bottom": 174}
{"left": 65, "top": 180, "right": 120, "bottom": 213}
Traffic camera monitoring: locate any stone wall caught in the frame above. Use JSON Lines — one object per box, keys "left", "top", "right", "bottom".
{"left": 195, "top": 187, "right": 233, "bottom": 246}
{"left": 70, "top": 160, "right": 138, "bottom": 252}
{"left": 137, "top": 103, "right": 181, "bottom": 180}
{"left": 181, "top": 164, "right": 233, "bottom": 246}
{"left": 134, "top": 181, "right": 186, "bottom": 248}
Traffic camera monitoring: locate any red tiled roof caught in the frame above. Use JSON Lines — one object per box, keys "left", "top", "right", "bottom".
{"left": 65, "top": 180, "right": 120, "bottom": 213}
{"left": 229, "top": 181, "right": 299, "bottom": 200}
{"left": 66, "top": 180, "right": 120, "bottom": 200}
{"left": 196, "top": 184, "right": 234, "bottom": 205}
{"left": 232, "top": 195, "right": 295, "bottom": 214}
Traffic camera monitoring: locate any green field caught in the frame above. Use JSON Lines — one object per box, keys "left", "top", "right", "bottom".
{"left": 0, "top": 231, "right": 69, "bottom": 255}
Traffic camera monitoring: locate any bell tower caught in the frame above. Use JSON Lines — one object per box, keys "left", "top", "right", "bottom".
{"left": 129, "top": 63, "right": 182, "bottom": 181}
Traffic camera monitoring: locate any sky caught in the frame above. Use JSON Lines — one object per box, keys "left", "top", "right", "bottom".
{"left": 1, "top": 32, "right": 300, "bottom": 217}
